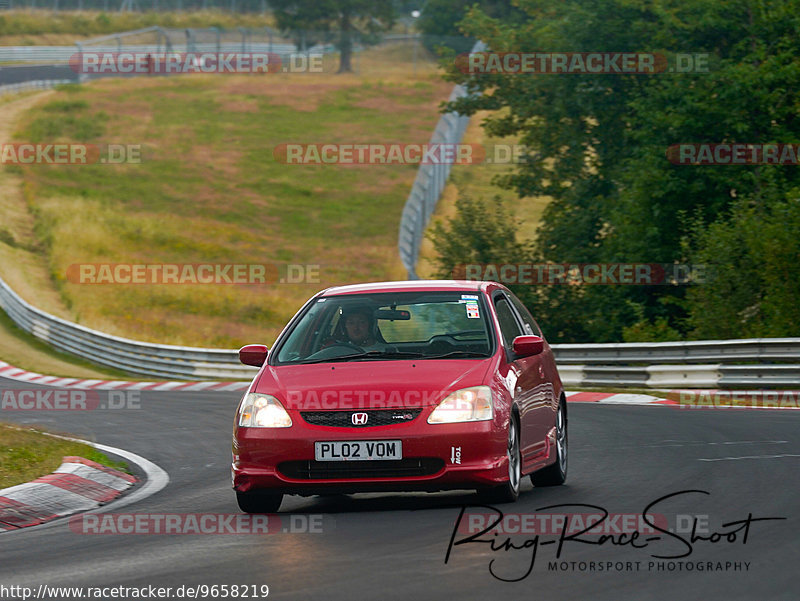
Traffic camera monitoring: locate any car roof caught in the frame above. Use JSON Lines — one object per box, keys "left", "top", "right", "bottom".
{"left": 319, "top": 280, "right": 502, "bottom": 296}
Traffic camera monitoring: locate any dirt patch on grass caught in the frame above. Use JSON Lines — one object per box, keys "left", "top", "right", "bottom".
{"left": 184, "top": 144, "right": 243, "bottom": 180}
{"left": 219, "top": 98, "right": 260, "bottom": 113}
{"left": 353, "top": 84, "right": 441, "bottom": 112}
{"left": 91, "top": 98, "right": 154, "bottom": 131}
{"left": 221, "top": 78, "right": 345, "bottom": 112}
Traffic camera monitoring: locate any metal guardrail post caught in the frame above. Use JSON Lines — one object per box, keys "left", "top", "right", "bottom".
{"left": 73, "top": 41, "right": 84, "bottom": 83}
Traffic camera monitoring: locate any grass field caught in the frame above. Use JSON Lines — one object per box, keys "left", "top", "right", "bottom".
{"left": 2, "top": 43, "right": 453, "bottom": 349}
{"left": 0, "top": 423, "right": 129, "bottom": 489}
{"left": 0, "top": 10, "right": 275, "bottom": 46}
{"left": 1, "top": 39, "right": 548, "bottom": 368}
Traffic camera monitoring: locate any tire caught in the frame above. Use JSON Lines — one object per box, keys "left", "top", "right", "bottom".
{"left": 236, "top": 490, "right": 283, "bottom": 513}
{"left": 479, "top": 414, "right": 521, "bottom": 504}
{"left": 531, "top": 398, "right": 567, "bottom": 487}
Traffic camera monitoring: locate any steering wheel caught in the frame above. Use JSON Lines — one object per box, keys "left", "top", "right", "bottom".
{"left": 427, "top": 335, "right": 458, "bottom": 355}
{"left": 324, "top": 342, "right": 364, "bottom": 352}
{"left": 447, "top": 329, "right": 485, "bottom": 339}
{"left": 428, "top": 335, "right": 459, "bottom": 346}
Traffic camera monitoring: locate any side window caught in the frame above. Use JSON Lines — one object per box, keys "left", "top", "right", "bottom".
{"left": 494, "top": 297, "right": 523, "bottom": 348}
{"left": 508, "top": 292, "right": 543, "bottom": 337}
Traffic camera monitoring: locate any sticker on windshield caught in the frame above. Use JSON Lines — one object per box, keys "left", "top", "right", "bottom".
{"left": 466, "top": 302, "right": 480, "bottom": 319}
{"left": 461, "top": 294, "right": 479, "bottom": 300}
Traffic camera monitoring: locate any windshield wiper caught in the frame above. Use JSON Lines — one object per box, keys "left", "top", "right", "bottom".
{"left": 424, "top": 350, "right": 489, "bottom": 359}
{"left": 339, "top": 350, "right": 426, "bottom": 361}
{"left": 370, "top": 350, "right": 426, "bottom": 358}
{"left": 297, "top": 350, "right": 425, "bottom": 364}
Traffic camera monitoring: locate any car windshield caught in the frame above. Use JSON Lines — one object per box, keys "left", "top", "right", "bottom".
{"left": 273, "top": 291, "right": 494, "bottom": 365}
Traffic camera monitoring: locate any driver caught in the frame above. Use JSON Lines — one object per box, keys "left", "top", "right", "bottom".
{"left": 342, "top": 307, "right": 381, "bottom": 349}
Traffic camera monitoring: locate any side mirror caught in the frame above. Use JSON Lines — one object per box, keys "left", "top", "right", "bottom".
{"left": 239, "top": 344, "right": 269, "bottom": 367}
{"left": 512, "top": 335, "right": 544, "bottom": 358}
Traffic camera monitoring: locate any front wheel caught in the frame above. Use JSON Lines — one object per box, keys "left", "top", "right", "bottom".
{"left": 531, "top": 399, "right": 567, "bottom": 487}
{"left": 478, "top": 414, "right": 521, "bottom": 504}
{"left": 236, "top": 490, "right": 283, "bottom": 513}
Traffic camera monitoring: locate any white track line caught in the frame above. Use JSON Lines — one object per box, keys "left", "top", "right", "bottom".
{"left": 697, "top": 454, "right": 800, "bottom": 462}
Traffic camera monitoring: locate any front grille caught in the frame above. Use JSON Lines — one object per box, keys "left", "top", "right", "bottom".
{"left": 300, "top": 409, "right": 422, "bottom": 428}
{"left": 278, "top": 458, "right": 444, "bottom": 480}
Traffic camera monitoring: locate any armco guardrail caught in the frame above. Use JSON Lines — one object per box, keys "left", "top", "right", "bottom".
{"left": 0, "top": 25, "right": 411, "bottom": 68}
{"left": 0, "top": 276, "right": 255, "bottom": 380}
{"left": 552, "top": 338, "right": 800, "bottom": 364}
{"left": 0, "top": 25, "right": 318, "bottom": 65}
{"left": 0, "top": 79, "right": 74, "bottom": 96}
{"left": 0, "top": 43, "right": 303, "bottom": 65}
{"left": 398, "top": 41, "right": 485, "bottom": 280}
{"left": 1, "top": 271, "right": 798, "bottom": 383}
{"left": 558, "top": 363, "right": 800, "bottom": 388}
{"left": 554, "top": 339, "right": 800, "bottom": 387}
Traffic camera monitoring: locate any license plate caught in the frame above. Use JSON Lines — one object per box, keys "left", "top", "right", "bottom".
{"left": 315, "top": 440, "right": 402, "bottom": 461}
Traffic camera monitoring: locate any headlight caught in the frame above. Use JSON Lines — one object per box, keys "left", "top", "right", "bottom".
{"left": 238, "top": 393, "right": 292, "bottom": 428}
{"left": 428, "top": 386, "right": 493, "bottom": 424}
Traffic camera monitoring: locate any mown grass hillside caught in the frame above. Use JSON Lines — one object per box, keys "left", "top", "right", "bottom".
{"left": 4, "top": 44, "right": 453, "bottom": 348}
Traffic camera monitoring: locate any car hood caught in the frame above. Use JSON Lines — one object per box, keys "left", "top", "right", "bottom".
{"left": 255, "top": 359, "right": 494, "bottom": 411}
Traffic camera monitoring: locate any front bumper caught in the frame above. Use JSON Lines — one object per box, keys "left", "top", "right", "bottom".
{"left": 232, "top": 417, "right": 508, "bottom": 495}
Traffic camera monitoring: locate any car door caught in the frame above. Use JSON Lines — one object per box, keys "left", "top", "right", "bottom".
{"left": 507, "top": 291, "right": 560, "bottom": 413}
{"left": 492, "top": 292, "right": 548, "bottom": 467}
{"left": 495, "top": 292, "right": 552, "bottom": 470}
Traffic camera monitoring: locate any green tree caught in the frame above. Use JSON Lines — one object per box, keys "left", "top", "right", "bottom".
{"left": 428, "top": 195, "right": 529, "bottom": 277}
{"left": 683, "top": 189, "right": 800, "bottom": 338}
{"left": 416, "top": 0, "right": 524, "bottom": 53}
{"left": 437, "top": 0, "right": 800, "bottom": 341}
{"left": 269, "top": 0, "right": 394, "bottom": 72}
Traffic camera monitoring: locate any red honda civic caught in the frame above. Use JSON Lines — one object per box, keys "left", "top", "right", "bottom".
{"left": 232, "top": 280, "right": 567, "bottom": 512}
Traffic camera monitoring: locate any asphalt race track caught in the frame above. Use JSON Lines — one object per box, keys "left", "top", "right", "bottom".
{"left": 0, "top": 65, "right": 76, "bottom": 86}
{"left": 0, "top": 374, "right": 798, "bottom": 601}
